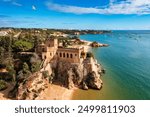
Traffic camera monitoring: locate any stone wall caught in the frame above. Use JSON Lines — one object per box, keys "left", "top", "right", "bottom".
{"left": 36, "top": 38, "right": 85, "bottom": 63}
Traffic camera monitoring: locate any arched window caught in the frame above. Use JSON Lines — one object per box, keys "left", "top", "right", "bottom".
{"left": 60, "top": 53, "right": 62, "bottom": 57}
{"left": 63, "top": 53, "right": 65, "bottom": 58}
{"left": 70, "top": 54, "right": 73, "bottom": 58}
{"left": 67, "top": 53, "right": 69, "bottom": 58}
{"left": 50, "top": 53, "right": 52, "bottom": 56}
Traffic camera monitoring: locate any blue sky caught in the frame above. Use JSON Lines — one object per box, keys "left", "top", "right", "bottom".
{"left": 0, "top": 0, "right": 150, "bottom": 30}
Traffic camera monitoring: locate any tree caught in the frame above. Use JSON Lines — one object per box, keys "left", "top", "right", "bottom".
{"left": 0, "top": 80, "right": 7, "bottom": 91}
{"left": 22, "top": 62, "right": 30, "bottom": 74}
{"left": 30, "top": 54, "right": 41, "bottom": 73}
{"left": 6, "top": 64, "right": 16, "bottom": 82}
{"left": 17, "top": 62, "right": 31, "bottom": 81}
{"left": 31, "top": 63, "right": 41, "bottom": 73}
{"left": 12, "top": 40, "right": 33, "bottom": 52}
{"left": 0, "top": 36, "right": 11, "bottom": 51}
{"left": 86, "top": 52, "right": 94, "bottom": 58}
{"left": 0, "top": 47, "right": 5, "bottom": 64}
{"left": 42, "top": 71, "right": 49, "bottom": 78}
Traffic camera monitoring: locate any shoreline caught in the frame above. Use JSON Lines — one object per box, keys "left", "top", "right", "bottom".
{"left": 36, "top": 84, "right": 75, "bottom": 100}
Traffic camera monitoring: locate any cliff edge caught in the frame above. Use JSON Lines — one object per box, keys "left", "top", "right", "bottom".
{"left": 52, "top": 57, "right": 103, "bottom": 90}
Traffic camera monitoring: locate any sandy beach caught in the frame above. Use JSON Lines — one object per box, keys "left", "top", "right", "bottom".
{"left": 70, "top": 39, "right": 92, "bottom": 52}
{"left": 36, "top": 84, "right": 74, "bottom": 100}
{"left": 0, "top": 84, "right": 75, "bottom": 100}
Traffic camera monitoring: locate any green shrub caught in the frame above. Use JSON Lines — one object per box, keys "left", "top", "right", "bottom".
{"left": 0, "top": 80, "right": 7, "bottom": 91}
{"left": 86, "top": 52, "right": 94, "bottom": 58}
{"left": 42, "top": 71, "right": 49, "bottom": 78}
{"left": 31, "top": 62, "right": 41, "bottom": 73}
{"left": 12, "top": 40, "right": 33, "bottom": 52}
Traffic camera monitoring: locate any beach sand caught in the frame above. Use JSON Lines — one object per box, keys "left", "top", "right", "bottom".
{"left": 36, "top": 84, "right": 74, "bottom": 100}
{"left": 0, "top": 84, "right": 74, "bottom": 100}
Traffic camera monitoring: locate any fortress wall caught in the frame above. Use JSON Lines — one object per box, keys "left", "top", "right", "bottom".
{"left": 36, "top": 39, "right": 85, "bottom": 63}
{"left": 35, "top": 45, "right": 46, "bottom": 53}
{"left": 57, "top": 48, "right": 81, "bottom": 63}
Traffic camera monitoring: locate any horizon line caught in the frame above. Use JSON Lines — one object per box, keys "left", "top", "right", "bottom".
{"left": 0, "top": 27, "right": 150, "bottom": 31}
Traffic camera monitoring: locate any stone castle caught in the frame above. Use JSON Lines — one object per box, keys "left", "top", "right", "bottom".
{"left": 35, "top": 38, "right": 85, "bottom": 63}
{"left": 16, "top": 38, "right": 103, "bottom": 100}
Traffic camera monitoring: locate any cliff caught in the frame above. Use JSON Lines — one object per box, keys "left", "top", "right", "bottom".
{"left": 52, "top": 57, "right": 103, "bottom": 90}
{"left": 16, "top": 72, "right": 48, "bottom": 100}
{"left": 15, "top": 57, "right": 103, "bottom": 100}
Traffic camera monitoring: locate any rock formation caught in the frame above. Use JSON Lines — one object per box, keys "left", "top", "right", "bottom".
{"left": 16, "top": 72, "right": 48, "bottom": 100}
{"left": 90, "top": 41, "right": 109, "bottom": 47}
{"left": 51, "top": 57, "right": 103, "bottom": 90}
{"left": 15, "top": 56, "right": 103, "bottom": 100}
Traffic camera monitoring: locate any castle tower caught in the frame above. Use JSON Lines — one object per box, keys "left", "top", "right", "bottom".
{"left": 45, "top": 38, "right": 58, "bottom": 49}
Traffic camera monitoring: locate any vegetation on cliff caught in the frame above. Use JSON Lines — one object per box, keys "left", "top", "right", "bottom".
{"left": 0, "top": 80, "right": 7, "bottom": 91}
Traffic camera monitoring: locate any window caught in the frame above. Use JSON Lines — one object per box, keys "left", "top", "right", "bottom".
{"left": 63, "top": 53, "right": 65, "bottom": 58}
{"left": 67, "top": 53, "right": 69, "bottom": 58}
{"left": 50, "top": 53, "right": 52, "bottom": 56}
{"left": 60, "top": 53, "right": 62, "bottom": 57}
{"left": 75, "top": 54, "right": 77, "bottom": 56}
{"left": 70, "top": 54, "right": 73, "bottom": 58}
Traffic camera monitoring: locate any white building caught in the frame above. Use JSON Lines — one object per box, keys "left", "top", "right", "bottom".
{"left": 0, "top": 31, "right": 8, "bottom": 36}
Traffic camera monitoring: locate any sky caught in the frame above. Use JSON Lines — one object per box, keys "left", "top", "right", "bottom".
{"left": 0, "top": 0, "right": 150, "bottom": 30}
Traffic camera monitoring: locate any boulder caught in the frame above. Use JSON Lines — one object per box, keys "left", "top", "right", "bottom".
{"left": 86, "top": 71, "right": 102, "bottom": 90}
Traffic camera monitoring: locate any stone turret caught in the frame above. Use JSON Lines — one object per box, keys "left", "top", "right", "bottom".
{"left": 45, "top": 38, "right": 58, "bottom": 49}
{"left": 36, "top": 38, "right": 58, "bottom": 62}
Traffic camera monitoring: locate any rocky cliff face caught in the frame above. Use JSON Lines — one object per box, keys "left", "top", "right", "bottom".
{"left": 16, "top": 57, "right": 103, "bottom": 99}
{"left": 51, "top": 57, "right": 103, "bottom": 90}
{"left": 16, "top": 72, "right": 48, "bottom": 100}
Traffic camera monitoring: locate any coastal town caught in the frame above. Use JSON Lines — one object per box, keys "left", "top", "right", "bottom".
{"left": 0, "top": 28, "right": 108, "bottom": 100}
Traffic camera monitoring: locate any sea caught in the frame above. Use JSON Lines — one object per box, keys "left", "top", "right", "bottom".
{"left": 72, "top": 30, "right": 150, "bottom": 100}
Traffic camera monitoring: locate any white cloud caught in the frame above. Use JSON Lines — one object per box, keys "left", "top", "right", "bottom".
{"left": 12, "top": 2, "right": 22, "bottom": 6}
{"left": 109, "top": 0, "right": 116, "bottom": 5}
{"left": 3, "top": 0, "right": 22, "bottom": 6}
{"left": 46, "top": 2, "right": 106, "bottom": 14}
{"left": 46, "top": 0, "right": 150, "bottom": 15}
{"left": 32, "top": 5, "right": 37, "bottom": 10}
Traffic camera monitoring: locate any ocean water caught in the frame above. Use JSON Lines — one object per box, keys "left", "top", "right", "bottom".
{"left": 72, "top": 30, "right": 150, "bottom": 100}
